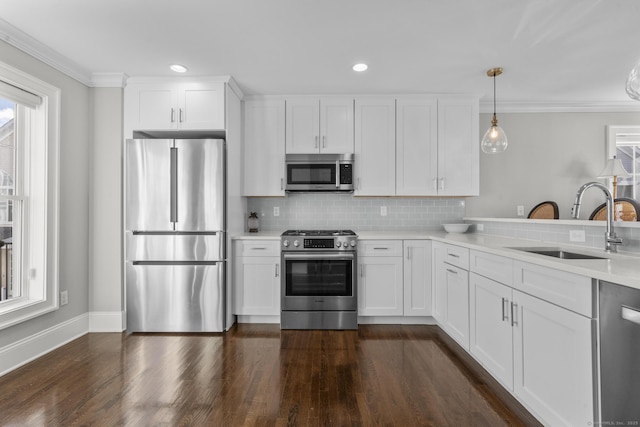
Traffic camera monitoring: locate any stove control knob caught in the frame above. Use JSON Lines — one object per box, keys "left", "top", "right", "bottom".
{"left": 336, "top": 241, "right": 342, "bottom": 248}
{"left": 283, "top": 240, "right": 289, "bottom": 247}
{"left": 350, "top": 240, "right": 357, "bottom": 247}
{"left": 293, "top": 240, "right": 300, "bottom": 247}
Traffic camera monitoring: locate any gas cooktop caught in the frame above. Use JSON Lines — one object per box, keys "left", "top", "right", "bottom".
{"left": 281, "top": 230, "right": 356, "bottom": 237}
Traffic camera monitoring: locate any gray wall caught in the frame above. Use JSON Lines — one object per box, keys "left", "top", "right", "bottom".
{"left": 0, "top": 41, "right": 91, "bottom": 347}
{"left": 467, "top": 111, "right": 640, "bottom": 219}
{"left": 89, "top": 88, "right": 123, "bottom": 316}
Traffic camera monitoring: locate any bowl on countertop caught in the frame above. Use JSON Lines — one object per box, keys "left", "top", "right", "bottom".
{"left": 443, "top": 223, "right": 471, "bottom": 233}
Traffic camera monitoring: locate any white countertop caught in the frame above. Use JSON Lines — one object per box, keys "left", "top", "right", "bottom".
{"left": 233, "top": 230, "right": 640, "bottom": 290}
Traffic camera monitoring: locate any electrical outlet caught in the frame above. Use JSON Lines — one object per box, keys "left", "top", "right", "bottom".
{"left": 476, "top": 224, "right": 484, "bottom": 232}
{"left": 380, "top": 206, "right": 387, "bottom": 216}
{"left": 273, "top": 206, "right": 280, "bottom": 217}
{"left": 517, "top": 205, "right": 525, "bottom": 216}
{"left": 60, "top": 290, "right": 68, "bottom": 306}
{"left": 569, "top": 230, "right": 586, "bottom": 242}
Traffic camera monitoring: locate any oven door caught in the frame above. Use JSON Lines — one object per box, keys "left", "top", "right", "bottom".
{"left": 282, "top": 251, "right": 356, "bottom": 311}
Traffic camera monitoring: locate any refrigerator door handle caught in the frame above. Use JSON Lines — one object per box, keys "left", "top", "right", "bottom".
{"left": 170, "top": 147, "right": 178, "bottom": 224}
{"left": 132, "top": 261, "right": 219, "bottom": 266}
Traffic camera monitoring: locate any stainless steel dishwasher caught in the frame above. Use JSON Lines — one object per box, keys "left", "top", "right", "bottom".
{"left": 599, "top": 280, "right": 640, "bottom": 424}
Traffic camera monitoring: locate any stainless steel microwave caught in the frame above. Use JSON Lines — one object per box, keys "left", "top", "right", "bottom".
{"left": 285, "top": 153, "right": 354, "bottom": 192}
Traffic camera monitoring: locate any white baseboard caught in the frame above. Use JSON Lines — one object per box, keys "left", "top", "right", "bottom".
{"left": 0, "top": 313, "right": 89, "bottom": 377}
{"left": 89, "top": 311, "right": 125, "bottom": 332}
{"left": 357, "top": 316, "right": 436, "bottom": 325}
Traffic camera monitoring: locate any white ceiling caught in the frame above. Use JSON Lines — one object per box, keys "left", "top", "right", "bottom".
{"left": 1, "top": 0, "right": 640, "bottom": 109}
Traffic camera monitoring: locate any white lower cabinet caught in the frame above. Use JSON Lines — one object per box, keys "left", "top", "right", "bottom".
{"left": 468, "top": 251, "right": 595, "bottom": 427}
{"left": 433, "top": 241, "right": 470, "bottom": 350}
{"left": 512, "top": 290, "right": 594, "bottom": 427}
{"left": 403, "top": 240, "right": 432, "bottom": 316}
{"left": 358, "top": 240, "right": 403, "bottom": 316}
{"left": 233, "top": 240, "right": 281, "bottom": 316}
{"left": 469, "top": 272, "right": 514, "bottom": 391}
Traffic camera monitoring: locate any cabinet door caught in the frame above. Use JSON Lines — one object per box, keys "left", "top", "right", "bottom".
{"left": 135, "top": 86, "right": 178, "bottom": 130}
{"left": 179, "top": 82, "right": 225, "bottom": 130}
{"left": 403, "top": 240, "right": 432, "bottom": 316}
{"left": 234, "top": 256, "right": 280, "bottom": 316}
{"left": 396, "top": 98, "right": 438, "bottom": 196}
{"left": 354, "top": 98, "right": 396, "bottom": 196}
{"left": 512, "top": 290, "right": 595, "bottom": 427}
{"left": 320, "top": 98, "right": 354, "bottom": 153}
{"left": 432, "top": 242, "right": 447, "bottom": 324}
{"left": 444, "top": 263, "right": 470, "bottom": 350}
{"left": 358, "top": 256, "right": 403, "bottom": 316}
{"left": 437, "top": 97, "right": 479, "bottom": 196}
{"left": 469, "top": 273, "right": 514, "bottom": 391}
{"left": 243, "top": 99, "right": 286, "bottom": 196}
{"left": 286, "top": 98, "right": 320, "bottom": 153}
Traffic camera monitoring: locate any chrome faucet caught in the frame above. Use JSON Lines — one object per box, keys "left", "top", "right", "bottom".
{"left": 571, "top": 182, "right": 622, "bottom": 252}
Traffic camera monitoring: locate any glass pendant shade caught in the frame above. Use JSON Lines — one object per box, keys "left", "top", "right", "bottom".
{"left": 481, "top": 116, "right": 508, "bottom": 153}
{"left": 482, "top": 67, "right": 507, "bottom": 154}
{"left": 626, "top": 60, "right": 640, "bottom": 101}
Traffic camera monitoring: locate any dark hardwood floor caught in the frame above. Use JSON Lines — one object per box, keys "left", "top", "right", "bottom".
{"left": 0, "top": 324, "right": 540, "bottom": 426}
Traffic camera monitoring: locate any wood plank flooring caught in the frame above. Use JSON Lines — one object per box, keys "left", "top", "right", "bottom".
{"left": 0, "top": 324, "right": 540, "bottom": 426}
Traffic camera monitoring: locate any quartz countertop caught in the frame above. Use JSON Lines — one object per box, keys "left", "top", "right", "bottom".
{"left": 232, "top": 230, "right": 640, "bottom": 290}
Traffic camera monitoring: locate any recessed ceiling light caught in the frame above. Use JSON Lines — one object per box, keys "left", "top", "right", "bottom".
{"left": 353, "top": 63, "right": 368, "bottom": 72}
{"left": 170, "top": 64, "right": 188, "bottom": 73}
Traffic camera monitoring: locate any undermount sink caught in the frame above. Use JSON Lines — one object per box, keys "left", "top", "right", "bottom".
{"left": 510, "top": 247, "right": 607, "bottom": 260}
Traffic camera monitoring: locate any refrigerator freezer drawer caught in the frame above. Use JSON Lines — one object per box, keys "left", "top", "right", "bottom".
{"left": 126, "top": 262, "right": 225, "bottom": 332}
{"left": 125, "top": 232, "right": 224, "bottom": 261}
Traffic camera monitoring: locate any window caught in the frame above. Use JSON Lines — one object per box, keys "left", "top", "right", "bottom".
{"left": 0, "top": 61, "right": 59, "bottom": 330}
{"left": 607, "top": 126, "right": 640, "bottom": 200}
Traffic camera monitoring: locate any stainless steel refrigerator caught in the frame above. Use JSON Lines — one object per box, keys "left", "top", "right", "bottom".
{"left": 125, "top": 138, "right": 226, "bottom": 332}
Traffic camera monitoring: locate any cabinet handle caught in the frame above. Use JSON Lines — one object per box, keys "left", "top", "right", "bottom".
{"left": 439, "top": 178, "right": 445, "bottom": 190}
{"left": 407, "top": 247, "right": 411, "bottom": 260}
{"left": 250, "top": 247, "right": 267, "bottom": 250}
{"left": 281, "top": 178, "right": 284, "bottom": 190}
{"left": 502, "top": 298, "right": 509, "bottom": 322}
{"left": 433, "top": 178, "right": 438, "bottom": 190}
{"left": 179, "top": 108, "right": 184, "bottom": 123}
{"left": 315, "top": 136, "right": 319, "bottom": 149}
{"left": 446, "top": 268, "right": 458, "bottom": 275}
{"left": 447, "top": 253, "right": 460, "bottom": 258}
{"left": 357, "top": 177, "right": 361, "bottom": 190}
{"left": 360, "top": 265, "right": 364, "bottom": 277}
{"left": 275, "top": 264, "right": 279, "bottom": 277}
{"left": 511, "top": 302, "right": 518, "bottom": 326}
{"left": 171, "top": 108, "right": 175, "bottom": 123}
{"left": 322, "top": 135, "right": 326, "bottom": 148}
{"left": 373, "top": 247, "right": 389, "bottom": 250}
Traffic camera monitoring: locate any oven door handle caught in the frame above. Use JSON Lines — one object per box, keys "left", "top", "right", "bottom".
{"left": 282, "top": 252, "right": 356, "bottom": 261}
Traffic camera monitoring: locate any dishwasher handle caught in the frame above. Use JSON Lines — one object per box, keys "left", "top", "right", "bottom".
{"left": 622, "top": 306, "right": 640, "bottom": 325}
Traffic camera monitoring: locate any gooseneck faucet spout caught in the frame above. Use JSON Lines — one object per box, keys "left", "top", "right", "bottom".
{"left": 571, "top": 182, "right": 622, "bottom": 252}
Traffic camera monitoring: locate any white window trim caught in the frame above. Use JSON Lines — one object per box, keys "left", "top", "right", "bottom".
{"left": 0, "top": 60, "right": 60, "bottom": 330}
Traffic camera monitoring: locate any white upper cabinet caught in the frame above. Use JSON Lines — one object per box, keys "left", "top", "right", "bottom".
{"left": 396, "top": 98, "right": 438, "bottom": 196}
{"left": 437, "top": 97, "right": 479, "bottom": 196}
{"left": 354, "top": 98, "right": 396, "bottom": 196}
{"left": 243, "top": 99, "right": 286, "bottom": 196}
{"left": 286, "top": 97, "right": 354, "bottom": 154}
{"left": 124, "top": 79, "right": 225, "bottom": 136}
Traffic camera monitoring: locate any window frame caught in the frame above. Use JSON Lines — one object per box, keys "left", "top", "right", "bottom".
{"left": 0, "top": 60, "right": 59, "bottom": 330}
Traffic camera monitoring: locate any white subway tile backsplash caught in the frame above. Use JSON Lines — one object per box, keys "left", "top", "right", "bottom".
{"left": 247, "top": 193, "right": 465, "bottom": 232}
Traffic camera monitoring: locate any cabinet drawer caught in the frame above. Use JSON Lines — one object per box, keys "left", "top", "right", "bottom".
{"left": 513, "top": 261, "right": 594, "bottom": 317}
{"left": 234, "top": 240, "right": 281, "bottom": 257}
{"left": 358, "top": 240, "right": 403, "bottom": 257}
{"left": 441, "top": 243, "right": 469, "bottom": 270}
{"left": 470, "top": 250, "right": 513, "bottom": 286}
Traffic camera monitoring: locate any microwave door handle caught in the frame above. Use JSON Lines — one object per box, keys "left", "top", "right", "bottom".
{"left": 336, "top": 161, "right": 340, "bottom": 188}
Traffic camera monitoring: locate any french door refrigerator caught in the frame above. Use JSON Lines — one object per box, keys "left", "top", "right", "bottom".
{"left": 125, "top": 138, "right": 226, "bottom": 332}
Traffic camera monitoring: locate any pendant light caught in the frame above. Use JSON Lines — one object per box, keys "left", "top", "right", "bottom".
{"left": 481, "top": 67, "right": 508, "bottom": 154}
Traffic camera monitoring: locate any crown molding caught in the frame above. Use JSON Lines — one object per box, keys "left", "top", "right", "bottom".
{"left": 480, "top": 99, "right": 640, "bottom": 113}
{"left": 0, "top": 18, "right": 93, "bottom": 86}
{"left": 91, "top": 72, "right": 128, "bottom": 88}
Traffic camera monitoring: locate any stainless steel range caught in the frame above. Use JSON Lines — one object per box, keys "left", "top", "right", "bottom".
{"left": 281, "top": 230, "right": 358, "bottom": 330}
